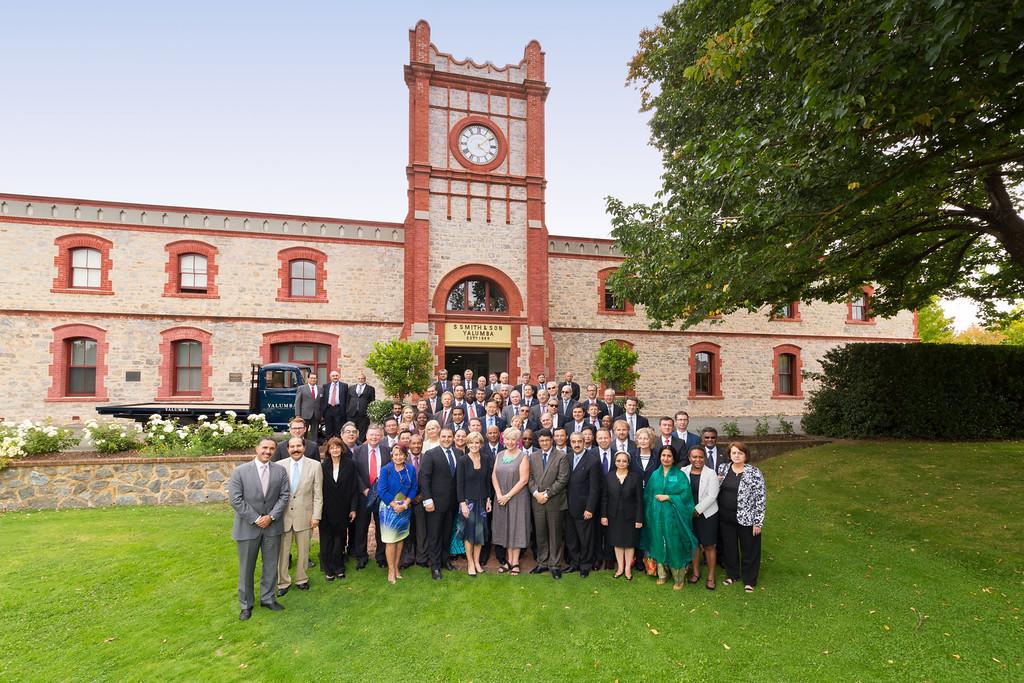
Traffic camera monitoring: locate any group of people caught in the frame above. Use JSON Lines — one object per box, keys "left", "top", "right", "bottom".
{"left": 228, "top": 369, "right": 767, "bottom": 620}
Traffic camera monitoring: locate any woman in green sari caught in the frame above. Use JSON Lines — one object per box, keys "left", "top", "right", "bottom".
{"left": 642, "top": 445, "right": 699, "bottom": 589}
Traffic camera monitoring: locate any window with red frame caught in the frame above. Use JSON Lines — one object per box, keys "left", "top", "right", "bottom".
{"left": 850, "top": 293, "right": 869, "bottom": 321}
{"left": 71, "top": 248, "right": 102, "bottom": 288}
{"left": 777, "top": 353, "right": 796, "bottom": 395}
{"left": 179, "top": 254, "right": 208, "bottom": 292}
{"left": 694, "top": 351, "right": 714, "bottom": 395}
{"left": 446, "top": 278, "right": 508, "bottom": 313}
{"left": 174, "top": 340, "right": 203, "bottom": 395}
{"left": 290, "top": 259, "right": 317, "bottom": 298}
{"left": 67, "top": 338, "right": 97, "bottom": 395}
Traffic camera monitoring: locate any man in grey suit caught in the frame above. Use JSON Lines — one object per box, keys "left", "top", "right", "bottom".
{"left": 228, "top": 438, "right": 290, "bottom": 621}
{"left": 294, "top": 373, "right": 322, "bottom": 443}
{"left": 528, "top": 428, "right": 570, "bottom": 579}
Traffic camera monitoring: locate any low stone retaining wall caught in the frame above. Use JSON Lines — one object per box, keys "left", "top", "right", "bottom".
{"left": 0, "top": 455, "right": 250, "bottom": 512}
{"left": 0, "top": 438, "right": 830, "bottom": 512}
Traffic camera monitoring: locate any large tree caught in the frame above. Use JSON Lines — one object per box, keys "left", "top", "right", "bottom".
{"left": 608, "top": 0, "right": 1024, "bottom": 328}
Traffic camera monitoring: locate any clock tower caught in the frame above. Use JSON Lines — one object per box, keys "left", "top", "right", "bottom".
{"left": 404, "top": 20, "right": 552, "bottom": 378}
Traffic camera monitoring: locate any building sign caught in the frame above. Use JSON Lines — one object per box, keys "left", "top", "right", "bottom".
{"left": 445, "top": 322, "right": 511, "bottom": 348}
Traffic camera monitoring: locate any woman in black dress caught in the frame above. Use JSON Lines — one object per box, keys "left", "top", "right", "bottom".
{"left": 600, "top": 451, "right": 644, "bottom": 579}
{"left": 320, "top": 437, "right": 358, "bottom": 580}
{"left": 457, "top": 432, "right": 494, "bottom": 577}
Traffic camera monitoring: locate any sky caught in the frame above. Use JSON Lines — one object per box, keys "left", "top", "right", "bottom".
{"left": 0, "top": 1, "right": 979, "bottom": 327}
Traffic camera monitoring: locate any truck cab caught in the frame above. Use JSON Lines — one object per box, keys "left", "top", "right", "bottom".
{"left": 253, "top": 363, "right": 311, "bottom": 430}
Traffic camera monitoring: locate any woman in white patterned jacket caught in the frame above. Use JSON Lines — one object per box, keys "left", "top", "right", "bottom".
{"left": 716, "top": 442, "right": 766, "bottom": 593}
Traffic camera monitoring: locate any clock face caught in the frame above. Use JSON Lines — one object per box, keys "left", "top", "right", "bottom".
{"left": 457, "top": 124, "right": 499, "bottom": 165}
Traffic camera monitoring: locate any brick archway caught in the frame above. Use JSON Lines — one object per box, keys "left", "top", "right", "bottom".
{"left": 431, "top": 264, "right": 525, "bottom": 378}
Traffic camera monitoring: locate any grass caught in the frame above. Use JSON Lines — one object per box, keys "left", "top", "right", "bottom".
{"left": 1, "top": 441, "right": 1021, "bottom": 682}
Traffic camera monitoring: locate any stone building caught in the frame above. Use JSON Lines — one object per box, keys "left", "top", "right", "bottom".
{"left": 0, "top": 20, "right": 916, "bottom": 427}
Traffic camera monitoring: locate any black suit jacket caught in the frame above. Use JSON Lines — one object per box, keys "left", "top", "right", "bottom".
{"left": 352, "top": 442, "right": 392, "bottom": 495}
{"left": 348, "top": 384, "right": 376, "bottom": 421}
{"left": 482, "top": 441, "right": 505, "bottom": 459}
{"left": 480, "top": 414, "right": 507, "bottom": 433}
{"left": 320, "top": 381, "right": 350, "bottom": 414}
{"left": 556, "top": 398, "right": 578, "bottom": 421}
{"left": 320, "top": 456, "right": 358, "bottom": 524}
{"left": 623, "top": 414, "right": 649, "bottom": 433}
{"left": 630, "top": 451, "right": 660, "bottom": 485}
{"left": 418, "top": 446, "right": 462, "bottom": 512}
{"left": 434, "top": 380, "right": 452, "bottom": 396}
{"left": 425, "top": 395, "right": 442, "bottom": 415}
{"left": 464, "top": 402, "right": 485, "bottom": 419}
{"left": 602, "top": 402, "right": 624, "bottom": 421}
{"left": 566, "top": 451, "right": 602, "bottom": 519}
{"left": 558, "top": 381, "right": 581, "bottom": 401}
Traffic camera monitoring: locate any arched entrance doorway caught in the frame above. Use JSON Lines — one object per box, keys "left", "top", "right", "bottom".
{"left": 432, "top": 265, "right": 525, "bottom": 381}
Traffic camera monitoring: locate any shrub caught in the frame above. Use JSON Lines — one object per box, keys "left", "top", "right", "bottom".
{"left": 754, "top": 416, "right": 770, "bottom": 437}
{"left": 721, "top": 421, "right": 741, "bottom": 439}
{"left": 0, "top": 420, "right": 80, "bottom": 465}
{"left": 592, "top": 341, "right": 640, "bottom": 393}
{"left": 803, "top": 343, "right": 1024, "bottom": 439}
{"left": 367, "top": 399, "right": 394, "bottom": 427}
{"left": 141, "top": 412, "right": 271, "bottom": 456}
{"left": 83, "top": 421, "right": 143, "bottom": 453}
{"left": 364, "top": 339, "right": 433, "bottom": 402}
{"left": 777, "top": 414, "right": 795, "bottom": 436}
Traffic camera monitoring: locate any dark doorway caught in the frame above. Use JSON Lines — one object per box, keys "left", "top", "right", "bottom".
{"left": 445, "top": 348, "right": 508, "bottom": 381}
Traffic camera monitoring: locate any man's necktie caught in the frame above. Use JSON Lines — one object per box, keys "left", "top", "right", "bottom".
{"left": 291, "top": 460, "right": 300, "bottom": 492}
{"left": 602, "top": 451, "right": 609, "bottom": 474}
{"left": 260, "top": 463, "right": 269, "bottom": 495}
{"left": 369, "top": 448, "right": 378, "bottom": 485}
{"left": 446, "top": 449, "right": 455, "bottom": 475}
{"left": 330, "top": 383, "right": 338, "bottom": 406}
{"left": 542, "top": 451, "right": 548, "bottom": 469}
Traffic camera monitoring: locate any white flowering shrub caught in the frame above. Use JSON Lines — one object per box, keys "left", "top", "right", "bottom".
{"left": 0, "top": 420, "right": 80, "bottom": 464}
{"left": 141, "top": 412, "right": 271, "bottom": 456}
{"left": 83, "top": 420, "right": 143, "bottom": 454}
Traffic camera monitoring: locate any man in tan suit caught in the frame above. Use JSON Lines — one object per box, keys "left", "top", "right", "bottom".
{"left": 276, "top": 437, "right": 323, "bottom": 595}
{"left": 528, "top": 428, "right": 570, "bottom": 579}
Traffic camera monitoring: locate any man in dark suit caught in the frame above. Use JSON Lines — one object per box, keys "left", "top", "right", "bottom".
{"left": 347, "top": 371, "right": 375, "bottom": 440}
{"left": 447, "top": 406, "right": 469, "bottom": 434}
{"left": 351, "top": 426, "right": 391, "bottom": 569}
{"left": 400, "top": 434, "right": 429, "bottom": 569}
{"left": 580, "top": 383, "right": 603, "bottom": 417}
{"left": 434, "top": 369, "right": 452, "bottom": 396}
{"left": 612, "top": 419, "right": 639, "bottom": 460}
{"left": 656, "top": 416, "right": 686, "bottom": 458}
{"left": 674, "top": 411, "right": 701, "bottom": 453}
{"left": 228, "top": 438, "right": 290, "bottom": 620}
{"left": 272, "top": 417, "right": 320, "bottom": 462}
{"left": 528, "top": 429, "right": 570, "bottom": 578}
{"left": 565, "top": 431, "right": 601, "bottom": 577}
{"left": 321, "top": 370, "right": 350, "bottom": 440}
{"left": 517, "top": 404, "right": 539, "bottom": 433}
{"left": 700, "top": 427, "right": 725, "bottom": 472}
{"left": 424, "top": 385, "right": 441, "bottom": 416}
{"left": 558, "top": 372, "right": 581, "bottom": 402}
{"left": 622, "top": 397, "right": 649, "bottom": 438}
{"left": 419, "top": 427, "right": 460, "bottom": 579}
{"left": 567, "top": 404, "right": 589, "bottom": 435}
{"left": 487, "top": 372, "right": 502, "bottom": 397}
{"left": 461, "top": 368, "right": 476, "bottom": 393}
{"left": 294, "top": 373, "right": 322, "bottom": 443}
{"left": 556, "top": 384, "right": 578, "bottom": 422}
{"left": 589, "top": 428, "right": 616, "bottom": 569}
{"left": 481, "top": 400, "right": 507, "bottom": 433}
{"left": 601, "top": 388, "right": 624, "bottom": 422}
{"left": 482, "top": 424, "right": 505, "bottom": 459}
{"left": 514, "top": 372, "right": 537, "bottom": 399}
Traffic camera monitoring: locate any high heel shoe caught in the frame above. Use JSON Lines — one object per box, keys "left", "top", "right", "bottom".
{"left": 625, "top": 573, "right": 633, "bottom": 581}
{"left": 613, "top": 570, "right": 624, "bottom": 579}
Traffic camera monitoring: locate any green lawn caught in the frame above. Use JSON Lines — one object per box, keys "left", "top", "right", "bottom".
{"left": 1, "top": 442, "right": 1021, "bottom": 682}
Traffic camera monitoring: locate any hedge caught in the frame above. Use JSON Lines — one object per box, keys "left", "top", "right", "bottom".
{"left": 802, "top": 343, "right": 1024, "bottom": 439}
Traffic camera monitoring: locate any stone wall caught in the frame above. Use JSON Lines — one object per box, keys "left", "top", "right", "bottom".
{"left": 0, "top": 455, "right": 250, "bottom": 512}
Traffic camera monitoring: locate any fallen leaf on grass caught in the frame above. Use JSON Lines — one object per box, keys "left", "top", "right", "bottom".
{"left": 218, "top": 635, "right": 223, "bottom": 640}
{"left": 238, "top": 663, "right": 248, "bottom": 669}
{"left": 723, "top": 643, "right": 731, "bottom": 650}
{"left": 103, "top": 637, "right": 116, "bottom": 643}
{"left": 883, "top": 625, "right": 891, "bottom": 631}
{"left": 993, "top": 658, "right": 1003, "bottom": 664}
{"left": 951, "top": 654, "right": 961, "bottom": 660}
{"left": 650, "top": 629, "right": 659, "bottom": 635}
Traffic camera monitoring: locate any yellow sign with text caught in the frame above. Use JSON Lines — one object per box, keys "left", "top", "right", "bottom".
{"left": 445, "top": 322, "right": 511, "bottom": 348}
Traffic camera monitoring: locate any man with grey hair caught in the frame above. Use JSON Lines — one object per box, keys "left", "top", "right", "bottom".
{"left": 229, "top": 438, "right": 290, "bottom": 620}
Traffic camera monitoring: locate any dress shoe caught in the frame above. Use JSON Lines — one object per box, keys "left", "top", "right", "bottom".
{"left": 308, "top": 559, "right": 315, "bottom": 568}
{"left": 325, "top": 574, "right": 335, "bottom": 582}
{"left": 529, "top": 566, "right": 547, "bottom": 575}
{"left": 552, "top": 569, "right": 562, "bottom": 579}
{"left": 567, "top": 565, "right": 579, "bottom": 573}
{"left": 260, "top": 601, "right": 285, "bottom": 611}
{"left": 356, "top": 559, "right": 367, "bottom": 570}
{"left": 239, "top": 608, "right": 252, "bottom": 621}
{"left": 296, "top": 582, "right": 310, "bottom": 591}
{"left": 399, "top": 561, "right": 413, "bottom": 570}
{"left": 276, "top": 587, "right": 289, "bottom": 597}
{"left": 444, "top": 561, "right": 456, "bottom": 571}
{"left": 431, "top": 569, "right": 442, "bottom": 580}
{"left": 337, "top": 569, "right": 346, "bottom": 579}
{"left": 580, "top": 569, "right": 589, "bottom": 578}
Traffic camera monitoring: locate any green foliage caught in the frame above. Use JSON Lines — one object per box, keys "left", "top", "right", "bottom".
{"left": 721, "top": 420, "right": 741, "bottom": 439}
{"left": 364, "top": 339, "right": 434, "bottom": 401}
{"left": 803, "top": 343, "right": 1024, "bottom": 438}
{"left": 0, "top": 420, "right": 80, "bottom": 462}
{"left": 591, "top": 341, "right": 640, "bottom": 392}
{"left": 754, "top": 416, "right": 770, "bottom": 437}
{"left": 916, "top": 297, "right": 955, "bottom": 343}
{"left": 609, "top": 0, "right": 1024, "bottom": 329}
{"left": 612, "top": 396, "right": 645, "bottom": 412}
{"left": 2, "top": 442, "right": 1021, "bottom": 681}
{"left": 366, "top": 399, "right": 394, "bottom": 427}
{"left": 142, "top": 413, "right": 271, "bottom": 456}
{"left": 83, "top": 421, "right": 143, "bottom": 454}
{"left": 992, "top": 303, "right": 1024, "bottom": 345}
{"left": 776, "top": 414, "right": 794, "bottom": 436}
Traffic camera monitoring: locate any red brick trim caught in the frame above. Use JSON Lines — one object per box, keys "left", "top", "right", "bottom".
{"left": 688, "top": 341, "right": 724, "bottom": 399}
{"left": 771, "top": 344, "right": 804, "bottom": 399}
{"left": 847, "top": 285, "right": 876, "bottom": 324}
{"left": 448, "top": 115, "right": 510, "bottom": 173}
{"left": 432, "top": 264, "right": 524, "bottom": 316}
{"left": 597, "top": 267, "right": 634, "bottom": 315}
{"left": 163, "top": 240, "right": 219, "bottom": 299}
{"left": 259, "top": 330, "right": 339, "bottom": 373}
{"left": 51, "top": 233, "right": 114, "bottom": 294}
{"left": 549, "top": 252, "right": 624, "bottom": 262}
{"left": 156, "top": 326, "right": 213, "bottom": 401}
{"left": 46, "top": 324, "right": 109, "bottom": 401}
{"left": 276, "top": 247, "right": 328, "bottom": 303}
{"left": 770, "top": 301, "right": 801, "bottom": 322}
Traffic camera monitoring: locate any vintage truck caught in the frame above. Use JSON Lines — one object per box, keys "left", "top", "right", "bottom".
{"left": 95, "top": 363, "right": 310, "bottom": 431}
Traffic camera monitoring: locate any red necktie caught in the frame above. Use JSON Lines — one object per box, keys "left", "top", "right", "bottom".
{"left": 369, "top": 447, "right": 378, "bottom": 485}
{"left": 312, "top": 385, "right": 317, "bottom": 400}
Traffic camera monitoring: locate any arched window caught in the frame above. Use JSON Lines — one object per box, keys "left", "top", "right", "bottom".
{"left": 276, "top": 247, "right": 328, "bottom": 303}
{"left": 688, "top": 342, "right": 724, "bottom": 399}
{"left": 290, "top": 259, "right": 317, "bottom": 297}
{"left": 164, "top": 240, "right": 219, "bottom": 298}
{"left": 273, "top": 342, "right": 330, "bottom": 378}
{"left": 446, "top": 278, "right": 508, "bottom": 313}
{"left": 52, "top": 234, "right": 114, "bottom": 294}
{"left": 67, "top": 338, "right": 97, "bottom": 395}
{"left": 179, "top": 254, "right": 208, "bottom": 291}
{"left": 847, "top": 286, "right": 875, "bottom": 324}
{"left": 47, "top": 324, "right": 109, "bottom": 401}
{"left": 597, "top": 267, "right": 634, "bottom": 315}
{"left": 174, "top": 340, "right": 203, "bottom": 395}
{"left": 71, "top": 248, "right": 102, "bottom": 288}
{"left": 772, "top": 344, "right": 804, "bottom": 398}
